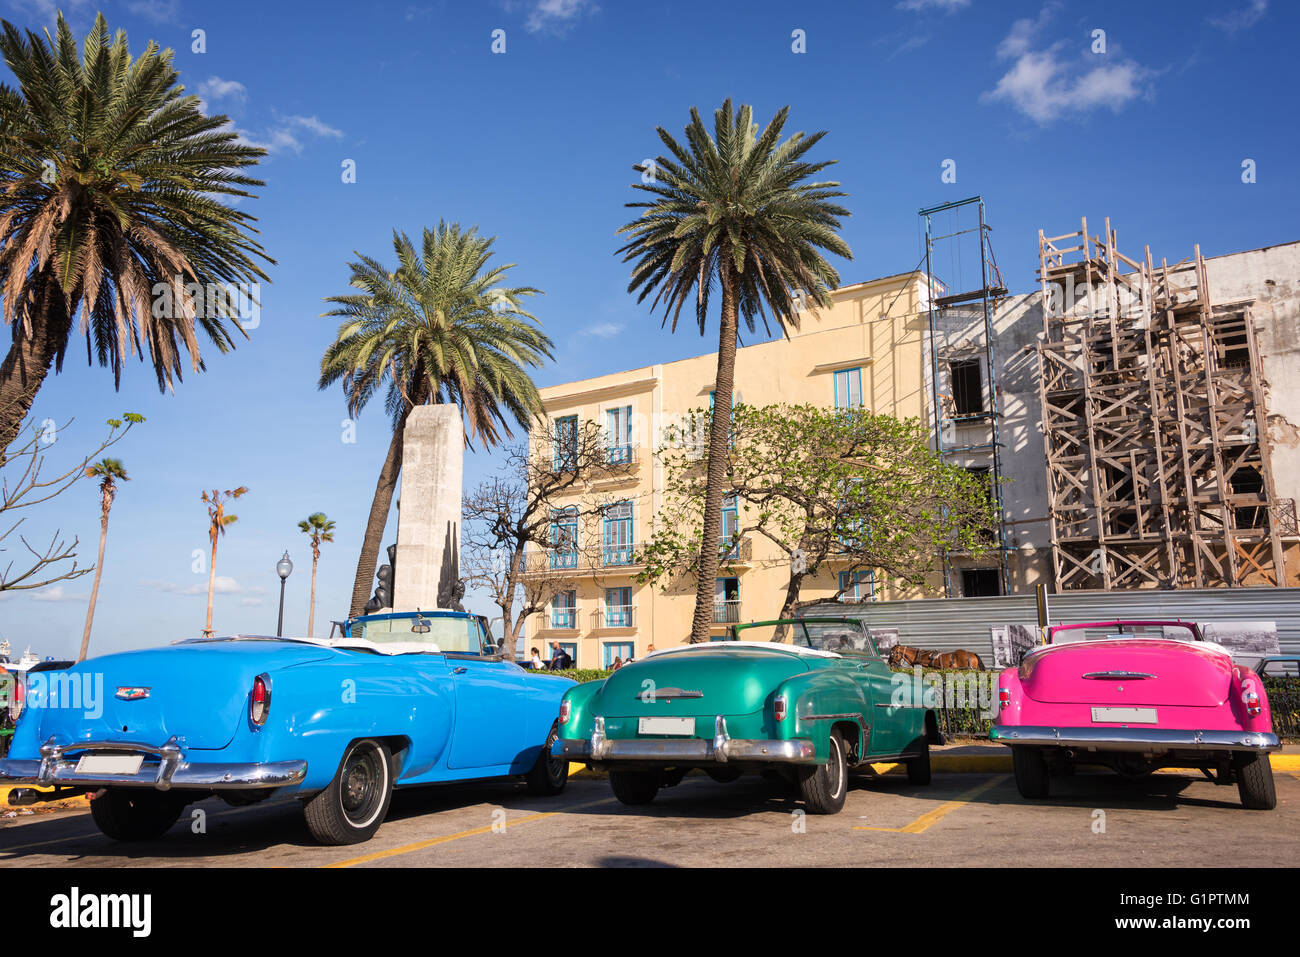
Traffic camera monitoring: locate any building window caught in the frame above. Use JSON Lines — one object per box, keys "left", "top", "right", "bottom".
{"left": 950, "top": 359, "right": 985, "bottom": 415}
{"left": 549, "top": 507, "right": 578, "bottom": 569}
{"left": 720, "top": 494, "right": 740, "bottom": 557}
{"left": 603, "top": 641, "right": 634, "bottom": 668}
{"left": 602, "top": 500, "right": 634, "bottom": 566}
{"left": 961, "top": 568, "right": 1001, "bottom": 597}
{"left": 714, "top": 577, "right": 740, "bottom": 623}
{"left": 838, "top": 570, "right": 874, "bottom": 601}
{"left": 605, "top": 586, "right": 632, "bottom": 627}
{"left": 553, "top": 415, "right": 578, "bottom": 470}
{"left": 551, "top": 590, "right": 577, "bottom": 629}
{"left": 833, "top": 367, "right": 863, "bottom": 409}
{"left": 606, "top": 405, "right": 633, "bottom": 464}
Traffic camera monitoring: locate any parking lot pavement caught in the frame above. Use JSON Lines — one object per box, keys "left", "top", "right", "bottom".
{"left": 2, "top": 769, "right": 1298, "bottom": 868}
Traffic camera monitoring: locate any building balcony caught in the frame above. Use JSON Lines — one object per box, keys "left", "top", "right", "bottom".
{"left": 522, "top": 543, "right": 647, "bottom": 578}
{"left": 713, "top": 599, "right": 742, "bottom": 624}
{"left": 594, "top": 605, "right": 636, "bottom": 630}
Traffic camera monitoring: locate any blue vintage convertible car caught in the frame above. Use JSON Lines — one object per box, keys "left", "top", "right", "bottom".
{"left": 0, "top": 611, "right": 572, "bottom": 844}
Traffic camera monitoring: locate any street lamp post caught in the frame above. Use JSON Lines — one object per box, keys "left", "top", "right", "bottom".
{"left": 276, "top": 551, "right": 294, "bottom": 637}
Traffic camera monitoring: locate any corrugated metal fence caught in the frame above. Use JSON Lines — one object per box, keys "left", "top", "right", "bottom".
{"left": 804, "top": 587, "right": 1300, "bottom": 659}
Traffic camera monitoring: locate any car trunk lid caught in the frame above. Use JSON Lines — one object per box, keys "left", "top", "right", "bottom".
{"left": 1021, "top": 639, "right": 1231, "bottom": 708}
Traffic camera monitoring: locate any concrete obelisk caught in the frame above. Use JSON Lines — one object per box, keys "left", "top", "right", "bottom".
{"left": 392, "top": 405, "right": 464, "bottom": 612}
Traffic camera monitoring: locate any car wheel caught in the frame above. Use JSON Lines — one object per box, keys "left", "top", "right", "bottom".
{"left": 1236, "top": 752, "right": 1277, "bottom": 810}
{"left": 609, "top": 770, "right": 660, "bottom": 805}
{"left": 303, "top": 738, "right": 394, "bottom": 845}
{"left": 797, "top": 728, "right": 848, "bottom": 814}
{"left": 660, "top": 767, "right": 687, "bottom": 788}
{"left": 525, "top": 721, "right": 569, "bottom": 796}
{"left": 1012, "top": 745, "right": 1050, "bottom": 799}
{"left": 89, "top": 788, "right": 188, "bottom": 841}
{"left": 907, "top": 737, "right": 932, "bottom": 785}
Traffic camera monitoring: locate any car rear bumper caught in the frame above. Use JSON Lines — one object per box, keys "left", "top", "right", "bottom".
{"left": 553, "top": 715, "right": 817, "bottom": 765}
{"left": 989, "top": 725, "right": 1280, "bottom": 754}
{"left": 0, "top": 735, "right": 308, "bottom": 794}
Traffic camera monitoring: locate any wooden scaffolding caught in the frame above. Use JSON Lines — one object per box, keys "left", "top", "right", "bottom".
{"left": 1037, "top": 218, "right": 1299, "bottom": 590}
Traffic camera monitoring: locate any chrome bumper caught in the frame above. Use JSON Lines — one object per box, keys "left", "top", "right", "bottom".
{"left": 553, "top": 715, "right": 817, "bottom": 765}
{"left": 0, "top": 736, "right": 308, "bottom": 794}
{"left": 989, "top": 725, "right": 1281, "bottom": 754}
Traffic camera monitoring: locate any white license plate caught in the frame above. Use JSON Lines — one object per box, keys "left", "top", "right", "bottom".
{"left": 75, "top": 754, "right": 144, "bottom": 775}
{"left": 1091, "top": 706, "right": 1158, "bottom": 724}
{"left": 638, "top": 716, "right": 695, "bottom": 736}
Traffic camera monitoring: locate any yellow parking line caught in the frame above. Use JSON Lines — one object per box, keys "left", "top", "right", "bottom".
{"left": 854, "top": 774, "right": 1005, "bottom": 835}
{"left": 324, "top": 796, "right": 617, "bottom": 868}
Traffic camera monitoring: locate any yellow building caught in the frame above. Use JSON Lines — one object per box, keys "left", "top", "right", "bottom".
{"left": 523, "top": 270, "right": 936, "bottom": 668}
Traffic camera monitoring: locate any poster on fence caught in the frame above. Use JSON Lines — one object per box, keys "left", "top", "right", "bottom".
{"left": 869, "top": 628, "right": 899, "bottom": 654}
{"left": 1199, "top": 621, "right": 1279, "bottom": 656}
{"left": 991, "top": 623, "right": 1038, "bottom": 668}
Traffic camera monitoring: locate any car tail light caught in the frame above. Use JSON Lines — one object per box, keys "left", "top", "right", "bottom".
{"left": 249, "top": 674, "right": 271, "bottom": 727}
{"left": 999, "top": 687, "right": 1011, "bottom": 710}
{"left": 559, "top": 698, "right": 571, "bottom": 724}
{"left": 774, "top": 695, "right": 787, "bottom": 722}
{"left": 1242, "top": 686, "right": 1262, "bottom": 717}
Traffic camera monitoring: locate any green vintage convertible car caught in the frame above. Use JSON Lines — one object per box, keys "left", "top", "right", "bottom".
{"left": 552, "top": 618, "right": 939, "bottom": 813}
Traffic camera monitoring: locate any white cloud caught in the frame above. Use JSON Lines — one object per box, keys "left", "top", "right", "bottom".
{"left": 124, "top": 0, "right": 182, "bottom": 23}
{"left": 585, "top": 321, "right": 624, "bottom": 338}
{"left": 196, "top": 76, "right": 247, "bottom": 115}
{"left": 523, "top": 0, "right": 598, "bottom": 34}
{"left": 143, "top": 575, "right": 246, "bottom": 596}
{"left": 239, "top": 597, "right": 264, "bottom": 607}
{"left": 29, "top": 585, "right": 87, "bottom": 603}
{"left": 235, "top": 114, "right": 344, "bottom": 156}
{"left": 897, "top": 0, "right": 969, "bottom": 11}
{"left": 1210, "top": 0, "right": 1267, "bottom": 33}
{"left": 982, "top": 5, "right": 1151, "bottom": 124}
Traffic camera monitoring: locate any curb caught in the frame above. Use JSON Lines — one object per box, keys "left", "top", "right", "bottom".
{"left": 570, "top": 753, "right": 1300, "bottom": 778}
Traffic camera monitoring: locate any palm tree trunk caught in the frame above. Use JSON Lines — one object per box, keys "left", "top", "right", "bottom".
{"left": 77, "top": 499, "right": 112, "bottom": 662}
{"left": 0, "top": 272, "right": 73, "bottom": 463}
{"left": 204, "top": 536, "right": 219, "bottom": 637}
{"left": 308, "top": 550, "right": 319, "bottom": 637}
{"left": 689, "top": 268, "right": 740, "bottom": 643}
{"left": 348, "top": 416, "right": 407, "bottom": 617}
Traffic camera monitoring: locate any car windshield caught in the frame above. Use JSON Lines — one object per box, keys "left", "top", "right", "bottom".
{"left": 347, "top": 614, "right": 483, "bottom": 654}
{"left": 730, "top": 620, "right": 875, "bottom": 655}
{"left": 1049, "top": 622, "right": 1199, "bottom": 644}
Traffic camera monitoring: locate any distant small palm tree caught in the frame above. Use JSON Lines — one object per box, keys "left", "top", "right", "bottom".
{"left": 201, "top": 486, "right": 247, "bottom": 637}
{"left": 77, "top": 458, "right": 128, "bottom": 661}
{"left": 297, "top": 512, "right": 336, "bottom": 637}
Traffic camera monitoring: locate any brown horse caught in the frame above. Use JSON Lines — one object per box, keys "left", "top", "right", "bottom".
{"left": 888, "top": 645, "right": 983, "bottom": 670}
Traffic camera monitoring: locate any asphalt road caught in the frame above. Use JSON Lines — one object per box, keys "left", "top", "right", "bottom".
{"left": 3, "top": 767, "right": 1298, "bottom": 867}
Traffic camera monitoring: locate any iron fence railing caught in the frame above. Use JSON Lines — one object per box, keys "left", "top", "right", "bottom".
{"left": 597, "top": 605, "right": 636, "bottom": 629}
{"left": 713, "top": 600, "right": 741, "bottom": 624}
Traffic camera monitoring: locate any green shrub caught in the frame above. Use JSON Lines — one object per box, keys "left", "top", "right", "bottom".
{"left": 529, "top": 668, "right": 612, "bottom": 684}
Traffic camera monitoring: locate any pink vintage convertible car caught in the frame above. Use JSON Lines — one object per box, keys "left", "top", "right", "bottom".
{"left": 990, "top": 620, "right": 1279, "bottom": 809}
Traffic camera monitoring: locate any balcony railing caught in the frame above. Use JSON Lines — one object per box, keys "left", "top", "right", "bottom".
{"left": 713, "top": 599, "right": 741, "bottom": 624}
{"left": 550, "top": 608, "right": 577, "bottom": 629}
{"left": 522, "top": 544, "right": 646, "bottom": 577}
{"left": 606, "top": 443, "right": 637, "bottom": 466}
{"left": 718, "top": 535, "right": 753, "bottom": 564}
{"left": 597, "top": 605, "right": 636, "bottom": 629}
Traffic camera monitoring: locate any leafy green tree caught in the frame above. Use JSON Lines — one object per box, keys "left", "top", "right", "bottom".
{"left": 76, "top": 457, "right": 128, "bottom": 661}
{"left": 639, "top": 404, "right": 998, "bottom": 630}
{"left": 618, "top": 99, "right": 851, "bottom": 642}
{"left": 320, "top": 223, "right": 552, "bottom": 616}
{"left": 0, "top": 13, "right": 273, "bottom": 460}
{"left": 298, "top": 512, "right": 336, "bottom": 637}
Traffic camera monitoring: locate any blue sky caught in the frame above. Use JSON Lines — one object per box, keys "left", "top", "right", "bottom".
{"left": 1, "top": 0, "right": 1295, "bottom": 658}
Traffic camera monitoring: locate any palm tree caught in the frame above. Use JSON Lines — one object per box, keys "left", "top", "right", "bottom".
{"left": 76, "top": 457, "right": 128, "bottom": 661}
{"left": 617, "top": 99, "right": 852, "bottom": 642}
{"left": 201, "top": 486, "right": 247, "bottom": 637}
{"left": 297, "top": 512, "right": 336, "bottom": 637}
{"left": 0, "top": 13, "right": 274, "bottom": 460}
{"left": 320, "top": 222, "right": 553, "bottom": 616}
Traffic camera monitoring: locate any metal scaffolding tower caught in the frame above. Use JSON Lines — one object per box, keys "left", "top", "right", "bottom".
{"left": 920, "top": 196, "right": 1011, "bottom": 596}
{"left": 1037, "top": 217, "right": 1299, "bottom": 589}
